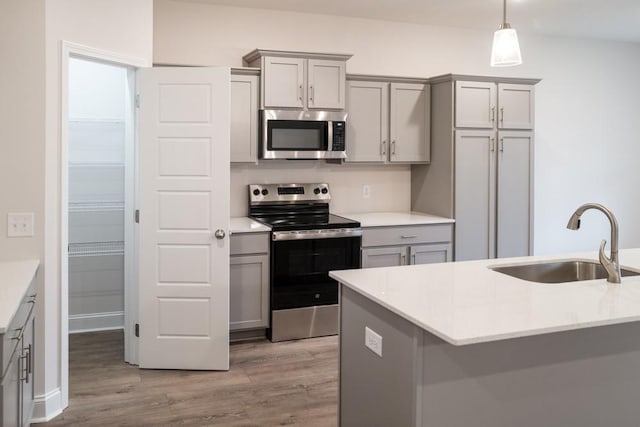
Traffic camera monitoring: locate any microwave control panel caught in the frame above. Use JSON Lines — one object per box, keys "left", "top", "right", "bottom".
{"left": 332, "top": 121, "right": 346, "bottom": 151}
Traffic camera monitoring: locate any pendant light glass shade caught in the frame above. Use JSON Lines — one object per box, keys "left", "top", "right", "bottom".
{"left": 491, "top": 25, "right": 522, "bottom": 66}
{"left": 490, "top": 0, "right": 522, "bottom": 67}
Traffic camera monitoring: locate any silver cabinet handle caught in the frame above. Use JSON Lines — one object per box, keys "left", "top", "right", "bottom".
{"left": 500, "top": 107, "right": 504, "bottom": 124}
{"left": 381, "top": 140, "right": 387, "bottom": 156}
{"left": 214, "top": 229, "right": 226, "bottom": 240}
{"left": 392, "top": 140, "right": 396, "bottom": 155}
{"left": 491, "top": 106, "right": 496, "bottom": 123}
{"left": 499, "top": 138, "right": 504, "bottom": 152}
{"left": 411, "top": 253, "right": 416, "bottom": 264}
{"left": 490, "top": 138, "right": 496, "bottom": 152}
{"left": 299, "top": 85, "right": 303, "bottom": 101}
{"left": 401, "top": 235, "right": 417, "bottom": 239}
{"left": 309, "top": 85, "right": 314, "bottom": 102}
{"left": 401, "top": 253, "right": 407, "bottom": 265}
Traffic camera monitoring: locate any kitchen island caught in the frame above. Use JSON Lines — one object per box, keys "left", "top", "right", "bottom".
{"left": 330, "top": 249, "right": 640, "bottom": 427}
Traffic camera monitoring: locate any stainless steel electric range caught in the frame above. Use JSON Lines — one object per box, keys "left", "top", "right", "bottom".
{"left": 248, "top": 183, "right": 362, "bottom": 342}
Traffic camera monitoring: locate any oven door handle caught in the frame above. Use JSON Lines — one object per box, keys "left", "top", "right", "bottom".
{"left": 272, "top": 228, "right": 363, "bottom": 241}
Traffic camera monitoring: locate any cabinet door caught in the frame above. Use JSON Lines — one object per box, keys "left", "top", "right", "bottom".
{"left": 455, "top": 81, "right": 497, "bottom": 129}
{"left": 345, "top": 80, "right": 389, "bottom": 162}
{"left": 498, "top": 84, "right": 535, "bottom": 129}
{"left": 230, "top": 74, "right": 259, "bottom": 163}
{"left": 229, "top": 255, "right": 269, "bottom": 331}
{"left": 263, "top": 57, "right": 305, "bottom": 108}
{"left": 454, "top": 130, "right": 496, "bottom": 261}
{"left": 362, "top": 246, "right": 407, "bottom": 268}
{"left": 410, "top": 243, "right": 452, "bottom": 265}
{"left": 497, "top": 131, "right": 533, "bottom": 258}
{"left": 307, "top": 59, "right": 346, "bottom": 110}
{"left": 389, "top": 83, "right": 430, "bottom": 163}
{"left": 1, "top": 345, "right": 21, "bottom": 427}
{"left": 21, "top": 314, "right": 35, "bottom": 427}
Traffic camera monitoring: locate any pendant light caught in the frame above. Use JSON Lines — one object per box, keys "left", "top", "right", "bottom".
{"left": 490, "top": 0, "right": 522, "bottom": 67}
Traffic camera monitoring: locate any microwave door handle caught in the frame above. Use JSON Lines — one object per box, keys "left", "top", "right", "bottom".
{"left": 328, "top": 121, "right": 333, "bottom": 152}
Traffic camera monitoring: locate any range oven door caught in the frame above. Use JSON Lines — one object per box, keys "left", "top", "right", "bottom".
{"left": 270, "top": 229, "right": 362, "bottom": 310}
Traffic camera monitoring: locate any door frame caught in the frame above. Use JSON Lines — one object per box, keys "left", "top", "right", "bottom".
{"left": 60, "top": 41, "right": 148, "bottom": 408}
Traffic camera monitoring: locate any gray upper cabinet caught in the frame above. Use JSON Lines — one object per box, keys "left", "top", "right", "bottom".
{"left": 346, "top": 78, "right": 430, "bottom": 164}
{"left": 345, "top": 80, "right": 389, "bottom": 163}
{"left": 455, "top": 81, "right": 496, "bottom": 128}
{"left": 263, "top": 56, "right": 305, "bottom": 109}
{"left": 455, "top": 80, "right": 534, "bottom": 130}
{"left": 497, "top": 83, "right": 535, "bottom": 129}
{"left": 243, "top": 49, "right": 351, "bottom": 110}
{"left": 390, "top": 83, "right": 431, "bottom": 163}
{"left": 230, "top": 70, "right": 259, "bottom": 163}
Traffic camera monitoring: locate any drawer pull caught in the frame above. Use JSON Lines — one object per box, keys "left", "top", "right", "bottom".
{"left": 11, "top": 327, "right": 23, "bottom": 340}
{"left": 401, "top": 235, "right": 417, "bottom": 239}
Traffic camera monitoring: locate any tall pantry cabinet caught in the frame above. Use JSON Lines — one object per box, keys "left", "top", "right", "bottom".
{"left": 411, "top": 75, "right": 540, "bottom": 261}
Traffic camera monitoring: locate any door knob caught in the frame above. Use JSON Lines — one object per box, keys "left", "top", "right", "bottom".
{"left": 214, "top": 229, "right": 226, "bottom": 240}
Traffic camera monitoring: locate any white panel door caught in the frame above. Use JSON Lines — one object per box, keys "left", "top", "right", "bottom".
{"left": 498, "top": 84, "right": 535, "bottom": 129}
{"left": 138, "top": 67, "right": 230, "bottom": 370}
{"left": 497, "top": 131, "right": 533, "bottom": 258}
{"left": 345, "top": 80, "right": 389, "bottom": 162}
{"left": 454, "top": 130, "right": 496, "bottom": 261}
{"left": 307, "top": 59, "right": 346, "bottom": 109}
{"left": 455, "top": 81, "right": 497, "bottom": 129}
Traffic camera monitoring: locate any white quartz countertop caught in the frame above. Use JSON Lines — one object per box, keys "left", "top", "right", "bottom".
{"left": 0, "top": 260, "right": 39, "bottom": 334}
{"left": 337, "top": 211, "right": 454, "bottom": 227}
{"left": 230, "top": 217, "right": 270, "bottom": 234}
{"left": 330, "top": 249, "right": 640, "bottom": 346}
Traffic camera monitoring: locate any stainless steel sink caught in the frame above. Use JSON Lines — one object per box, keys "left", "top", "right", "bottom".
{"left": 490, "top": 260, "right": 640, "bottom": 284}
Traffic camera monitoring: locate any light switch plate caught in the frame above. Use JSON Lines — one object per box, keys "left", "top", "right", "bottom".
{"left": 362, "top": 184, "right": 371, "bottom": 199}
{"left": 365, "top": 326, "right": 382, "bottom": 357}
{"left": 7, "top": 212, "right": 34, "bottom": 237}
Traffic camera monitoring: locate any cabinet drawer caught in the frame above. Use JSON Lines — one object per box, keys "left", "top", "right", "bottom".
{"left": 362, "top": 224, "right": 452, "bottom": 248}
{"left": 230, "top": 232, "right": 269, "bottom": 256}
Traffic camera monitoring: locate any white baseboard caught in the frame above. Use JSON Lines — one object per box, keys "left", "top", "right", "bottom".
{"left": 31, "top": 388, "right": 63, "bottom": 424}
{"left": 69, "top": 311, "right": 124, "bottom": 334}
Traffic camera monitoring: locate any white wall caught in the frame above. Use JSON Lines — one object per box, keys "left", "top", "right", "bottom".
{"left": 0, "top": 0, "right": 153, "bottom": 421}
{"left": 154, "top": 0, "right": 640, "bottom": 254}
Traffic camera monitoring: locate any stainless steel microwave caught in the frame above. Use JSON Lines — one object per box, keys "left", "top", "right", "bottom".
{"left": 260, "top": 110, "right": 347, "bottom": 160}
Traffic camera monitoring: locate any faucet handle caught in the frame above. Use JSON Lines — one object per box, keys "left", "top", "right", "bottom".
{"left": 599, "top": 239, "right": 622, "bottom": 283}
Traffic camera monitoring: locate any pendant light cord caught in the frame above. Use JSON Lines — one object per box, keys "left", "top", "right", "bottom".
{"left": 503, "top": 0, "right": 507, "bottom": 26}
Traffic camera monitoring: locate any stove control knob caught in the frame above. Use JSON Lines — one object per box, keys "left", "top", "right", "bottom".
{"left": 253, "top": 189, "right": 260, "bottom": 196}
{"left": 261, "top": 189, "right": 269, "bottom": 196}
{"left": 321, "top": 187, "right": 328, "bottom": 194}
{"left": 314, "top": 187, "right": 320, "bottom": 195}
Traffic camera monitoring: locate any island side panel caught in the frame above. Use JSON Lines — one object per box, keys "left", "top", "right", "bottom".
{"left": 339, "top": 285, "right": 422, "bottom": 427}
{"left": 421, "top": 322, "right": 640, "bottom": 427}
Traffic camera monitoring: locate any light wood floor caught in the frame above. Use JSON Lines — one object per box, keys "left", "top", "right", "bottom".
{"left": 40, "top": 331, "right": 338, "bottom": 426}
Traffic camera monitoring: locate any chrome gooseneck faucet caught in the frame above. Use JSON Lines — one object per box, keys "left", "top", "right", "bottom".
{"left": 566, "top": 203, "right": 621, "bottom": 283}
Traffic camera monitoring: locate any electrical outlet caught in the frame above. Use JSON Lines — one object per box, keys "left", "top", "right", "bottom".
{"left": 362, "top": 184, "right": 371, "bottom": 199}
{"left": 365, "top": 326, "right": 382, "bottom": 357}
{"left": 7, "top": 212, "right": 34, "bottom": 237}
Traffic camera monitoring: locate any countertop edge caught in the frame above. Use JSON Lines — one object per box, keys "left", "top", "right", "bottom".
{"left": 0, "top": 259, "right": 40, "bottom": 334}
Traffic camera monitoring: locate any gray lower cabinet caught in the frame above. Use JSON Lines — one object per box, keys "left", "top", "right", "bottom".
{"left": 1, "top": 282, "right": 36, "bottom": 427}
{"left": 229, "top": 232, "right": 269, "bottom": 334}
{"left": 361, "top": 224, "right": 452, "bottom": 268}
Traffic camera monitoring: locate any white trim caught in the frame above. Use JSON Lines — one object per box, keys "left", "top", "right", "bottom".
{"left": 68, "top": 311, "right": 125, "bottom": 333}
{"left": 31, "top": 388, "right": 63, "bottom": 423}
{"left": 59, "top": 40, "right": 146, "bottom": 417}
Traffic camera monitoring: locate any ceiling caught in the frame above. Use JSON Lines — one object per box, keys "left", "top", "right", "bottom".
{"left": 179, "top": 0, "right": 640, "bottom": 43}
